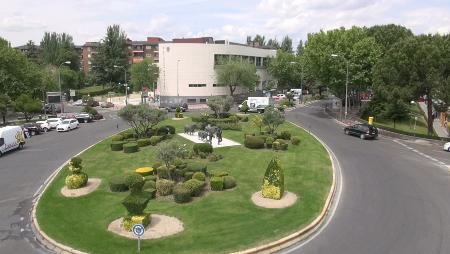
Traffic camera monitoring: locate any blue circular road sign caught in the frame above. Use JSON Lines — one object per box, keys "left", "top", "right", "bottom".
{"left": 132, "top": 224, "right": 145, "bottom": 237}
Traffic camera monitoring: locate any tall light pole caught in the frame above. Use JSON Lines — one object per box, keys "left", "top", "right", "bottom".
{"left": 331, "top": 54, "right": 349, "bottom": 120}
{"left": 176, "top": 60, "right": 180, "bottom": 103}
{"left": 114, "top": 65, "right": 128, "bottom": 105}
{"left": 58, "top": 61, "right": 71, "bottom": 114}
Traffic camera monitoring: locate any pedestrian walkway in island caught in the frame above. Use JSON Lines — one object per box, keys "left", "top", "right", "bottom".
{"left": 418, "top": 102, "right": 449, "bottom": 138}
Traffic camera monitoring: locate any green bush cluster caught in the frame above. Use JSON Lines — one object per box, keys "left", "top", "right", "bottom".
{"left": 208, "top": 153, "right": 223, "bottom": 162}
{"left": 192, "top": 172, "right": 206, "bottom": 181}
{"left": 273, "top": 139, "right": 288, "bottom": 151}
{"left": 123, "top": 143, "right": 139, "bottom": 153}
{"left": 157, "top": 165, "right": 175, "bottom": 180}
{"left": 291, "top": 136, "right": 301, "bottom": 145}
{"left": 156, "top": 179, "right": 175, "bottom": 196}
{"left": 137, "top": 138, "right": 151, "bottom": 147}
{"left": 193, "top": 143, "right": 213, "bottom": 154}
{"left": 156, "top": 125, "right": 175, "bottom": 135}
{"left": 111, "top": 135, "right": 124, "bottom": 141}
{"left": 266, "top": 136, "right": 274, "bottom": 148}
{"left": 109, "top": 175, "right": 129, "bottom": 192}
{"left": 187, "top": 162, "right": 207, "bottom": 173}
{"left": 122, "top": 132, "right": 135, "bottom": 139}
{"left": 211, "top": 171, "right": 228, "bottom": 177}
{"left": 173, "top": 184, "right": 192, "bottom": 203}
{"left": 149, "top": 135, "right": 163, "bottom": 146}
{"left": 244, "top": 136, "right": 265, "bottom": 149}
{"left": 216, "top": 122, "right": 242, "bottom": 130}
{"left": 183, "top": 179, "right": 205, "bottom": 196}
{"left": 277, "top": 131, "right": 291, "bottom": 140}
{"left": 184, "top": 172, "right": 194, "bottom": 181}
{"left": 210, "top": 176, "right": 224, "bottom": 191}
{"left": 144, "top": 175, "right": 157, "bottom": 182}
{"left": 111, "top": 141, "right": 125, "bottom": 151}
{"left": 124, "top": 173, "right": 145, "bottom": 194}
{"left": 143, "top": 180, "right": 156, "bottom": 190}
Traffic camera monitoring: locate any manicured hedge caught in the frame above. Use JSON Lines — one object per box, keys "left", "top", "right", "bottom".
{"left": 123, "top": 143, "right": 139, "bottom": 153}
{"left": 210, "top": 176, "right": 224, "bottom": 191}
{"left": 156, "top": 179, "right": 175, "bottom": 196}
{"left": 149, "top": 136, "right": 163, "bottom": 146}
{"left": 183, "top": 179, "right": 205, "bottom": 196}
{"left": 193, "top": 143, "right": 213, "bottom": 154}
{"left": 223, "top": 176, "right": 237, "bottom": 189}
{"left": 173, "top": 185, "right": 192, "bottom": 203}
{"left": 210, "top": 171, "right": 228, "bottom": 177}
{"left": 277, "top": 131, "right": 291, "bottom": 140}
{"left": 244, "top": 136, "right": 265, "bottom": 149}
{"left": 111, "top": 141, "right": 125, "bottom": 151}
{"left": 186, "top": 162, "right": 207, "bottom": 173}
{"left": 109, "top": 175, "right": 129, "bottom": 192}
{"left": 192, "top": 172, "right": 206, "bottom": 182}
{"left": 291, "top": 136, "right": 301, "bottom": 145}
{"left": 143, "top": 180, "right": 156, "bottom": 190}
{"left": 137, "top": 138, "right": 151, "bottom": 147}
{"left": 111, "top": 135, "right": 124, "bottom": 141}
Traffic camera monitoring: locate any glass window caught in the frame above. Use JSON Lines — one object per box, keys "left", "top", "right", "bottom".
{"left": 187, "top": 98, "right": 196, "bottom": 103}
{"left": 188, "top": 84, "right": 206, "bottom": 87}
{"left": 256, "top": 57, "right": 262, "bottom": 66}
{"left": 199, "top": 99, "right": 207, "bottom": 103}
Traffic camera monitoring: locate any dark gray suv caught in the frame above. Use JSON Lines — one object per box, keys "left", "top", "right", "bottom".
{"left": 344, "top": 123, "right": 378, "bottom": 140}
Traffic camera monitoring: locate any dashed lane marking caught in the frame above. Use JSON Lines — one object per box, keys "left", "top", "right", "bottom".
{"left": 393, "top": 139, "right": 450, "bottom": 170}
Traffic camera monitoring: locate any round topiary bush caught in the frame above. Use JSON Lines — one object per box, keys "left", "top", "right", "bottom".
{"left": 183, "top": 179, "right": 205, "bottom": 196}
{"left": 122, "top": 132, "right": 135, "bottom": 139}
{"left": 149, "top": 135, "right": 163, "bottom": 146}
{"left": 135, "top": 167, "right": 154, "bottom": 176}
{"left": 123, "top": 142, "right": 139, "bottom": 153}
{"left": 65, "top": 172, "right": 88, "bottom": 189}
{"left": 137, "top": 138, "right": 151, "bottom": 147}
{"left": 244, "top": 136, "right": 265, "bottom": 149}
{"left": 291, "top": 136, "right": 301, "bottom": 145}
{"left": 111, "top": 141, "right": 125, "bottom": 151}
{"left": 277, "top": 130, "right": 291, "bottom": 140}
{"left": 186, "top": 162, "right": 207, "bottom": 173}
{"left": 111, "top": 135, "right": 124, "bottom": 141}
{"left": 184, "top": 171, "right": 194, "bottom": 181}
{"left": 109, "top": 175, "right": 129, "bottom": 192}
{"left": 192, "top": 172, "right": 206, "bottom": 182}
{"left": 157, "top": 165, "right": 175, "bottom": 180}
{"left": 210, "top": 176, "right": 224, "bottom": 191}
{"left": 124, "top": 173, "right": 145, "bottom": 194}
{"left": 223, "top": 175, "right": 237, "bottom": 189}
{"left": 143, "top": 180, "right": 156, "bottom": 190}
{"left": 156, "top": 179, "right": 175, "bottom": 196}
{"left": 165, "top": 125, "right": 176, "bottom": 134}
{"left": 193, "top": 143, "right": 213, "bottom": 154}
{"left": 211, "top": 171, "right": 228, "bottom": 177}
{"left": 266, "top": 136, "right": 275, "bottom": 148}
{"left": 173, "top": 184, "right": 192, "bottom": 203}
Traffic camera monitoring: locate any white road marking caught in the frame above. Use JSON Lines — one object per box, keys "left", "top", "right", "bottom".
{"left": 392, "top": 139, "right": 449, "bottom": 169}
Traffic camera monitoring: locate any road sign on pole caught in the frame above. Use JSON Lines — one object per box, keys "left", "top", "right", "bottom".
{"left": 132, "top": 224, "right": 145, "bottom": 252}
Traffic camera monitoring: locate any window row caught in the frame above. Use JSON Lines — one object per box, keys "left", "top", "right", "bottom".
{"left": 214, "top": 54, "right": 271, "bottom": 67}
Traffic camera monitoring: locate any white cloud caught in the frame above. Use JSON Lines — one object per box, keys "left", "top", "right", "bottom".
{"left": 0, "top": 14, "right": 46, "bottom": 32}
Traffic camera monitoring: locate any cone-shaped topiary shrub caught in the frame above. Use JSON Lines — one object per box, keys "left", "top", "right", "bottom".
{"left": 65, "top": 157, "right": 88, "bottom": 189}
{"left": 261, "top": 157, "right": 284, "bottom": 200}
{"left": 121, "top": 173, "right": 151, "bottom": 231}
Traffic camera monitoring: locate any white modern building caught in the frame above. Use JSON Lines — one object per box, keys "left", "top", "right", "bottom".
{"left": 157, "top": 39, "right": 277, "bottom": 106}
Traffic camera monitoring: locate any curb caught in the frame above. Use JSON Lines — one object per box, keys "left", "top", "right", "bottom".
{"left": 31, "top": 124, "right": 341, "bottom": 254}
{"left": 31, "top": 130, "right": 126, "bottom": 254}
{"left": 230, "top": 121, "right": 341, "bottom": 254}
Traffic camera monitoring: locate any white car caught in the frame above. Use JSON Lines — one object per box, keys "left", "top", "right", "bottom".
{"left": 57, "top": 119, "right": 79, "bottom": 132}
{"left": 36, "top": 120, "right": 50, "bottom": 132}
{"left": 47, "top": 118, "right": 63, "bottom": 129}
{"left": 73, "top": 99, "right": 84, "bottom": 106}
{"left": 444, "top": 142, "right": 450, "bottom": 152}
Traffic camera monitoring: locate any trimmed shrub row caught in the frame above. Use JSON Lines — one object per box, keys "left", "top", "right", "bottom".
{"left": 123, "top": 143, "right": 139, "bottom": 153}
{"left": 193, "top": 143, "right": 213, "bottom": 154}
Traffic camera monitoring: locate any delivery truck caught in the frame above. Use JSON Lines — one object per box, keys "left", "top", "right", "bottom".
{"left": 239, "top": 97, "right": 274, "bottom": 113}
{"left": 0, "top": 126, "right": 25, "bottom": 157}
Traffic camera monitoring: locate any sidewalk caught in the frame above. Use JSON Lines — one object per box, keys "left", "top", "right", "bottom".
{"left": 418, "top": 102, "right": 449, "bottom": 138}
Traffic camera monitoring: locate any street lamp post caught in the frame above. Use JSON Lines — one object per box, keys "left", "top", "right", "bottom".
{"left": 114, "top": 65, "right": 128, "bottom": 105}
{"left": 331, "top": 54, "right": 349, "bottom": 120}
{"left": 176, "top": 60, "right": 180, "bottom": 103}
{"left": 58, "top": 61, "right": 71, "bottom": 114}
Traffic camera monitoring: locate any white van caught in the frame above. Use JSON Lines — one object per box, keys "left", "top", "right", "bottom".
{"left": 0, "top": 126, "right": 26, "bottom": 157}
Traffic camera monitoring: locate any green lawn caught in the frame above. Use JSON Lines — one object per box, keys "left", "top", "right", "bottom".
{"left": 36, "top": 117, "right": 332, "bottom": 254}
{"left": 78, "top": 85, "right": 105, "bottom": 94}
{"left": 372, "top": 104, "right": 436, "bottom": 136}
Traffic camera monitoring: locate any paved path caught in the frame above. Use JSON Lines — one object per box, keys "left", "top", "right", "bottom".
{"left": 418, "top": 102, "right": 448, "bottom": 137}
{"left": 0, "top": 112, "right": 126, "bottom": 254}
{"left": 280, "top": 102, "right": 450, "bottom": 254}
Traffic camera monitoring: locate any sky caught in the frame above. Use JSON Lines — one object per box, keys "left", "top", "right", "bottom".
{"left": 1, "top": 0, "right": 449, "bottom": 47}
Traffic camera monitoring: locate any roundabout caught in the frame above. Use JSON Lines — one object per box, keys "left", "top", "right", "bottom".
{"left": 33, "top": 115, "right": 335, "bottom": 254}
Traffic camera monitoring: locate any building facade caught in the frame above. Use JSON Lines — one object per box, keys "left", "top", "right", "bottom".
{"left": 157, "top": 41, "right": 276, "bottom": 106}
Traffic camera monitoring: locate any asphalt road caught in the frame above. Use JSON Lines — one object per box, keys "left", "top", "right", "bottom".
{"left": 0, "top": 111, "right": 126, "bottom": 254}
{"left": 281, "top": 102, "right": 450, "bottom": 254}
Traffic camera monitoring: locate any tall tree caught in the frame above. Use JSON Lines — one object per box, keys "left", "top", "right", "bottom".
{"left": 40, "top": 32, "right": 80, "bottom": 70}
{"left": 268, "top": 51, "right": 301, "bottom": 90}
{"left": 253, "top": 34, "right": 266, "bottom": 46}
{"left": 0, "top": 95, "right": 12, "bottom": 125}
{"left": 130, "top": 59, "right": 159, "bottom": 92}
{"left": 280, "top": 36, "right": 293, "bottom": 54}
{"left": 296, "top": 40, "right": 304, "bottom": 56}
{"left": 14, "top": 94, "right": 42, "bottom": 122}
{"left": 367, "top": 24, "right": 413, "bottom": 55}
{"left": 25, "top": 40, "right": 40, "bottom": 63}
{"left": 92, "top": 24, "right": 129, "bottom": 86}
{"left": 267, "top": 38, "right": 280, "bottom": 49}
{"left": 216, "top": 60, "right": 258, "bottom": 96}
{"left": 373, "top": 35, "right": 446, "bottom": 135}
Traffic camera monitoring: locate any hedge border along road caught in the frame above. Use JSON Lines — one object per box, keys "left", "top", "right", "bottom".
{"left": 31, "top": 118, "right": 340, "bottom": 254}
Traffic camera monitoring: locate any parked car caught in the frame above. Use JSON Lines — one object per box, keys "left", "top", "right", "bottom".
{"left": 57, "top": 119, "right": 79, "bottom": 132}
{"left": 100, "top": 101, "right": 114, "bottom": 108}
{"left": 23, "top": 123, "right": 43, "bottom": 135}
{"left": 344, "top": 123, "right": 378, "bottom": 140}
{"left": 73, "top": 99, "right": 84, "bottom": 106}
{"left": 46, "top": 118, "right": 63, "bottom": 129}
{"left": 75, "top": 113, "right": 93, "bottom": 123}
{"left": 272, "top": 94, "right": 286, "bottom": 101}
{"left": 36, "top": 120, "right": 50, "bottom": 132}
{"left": 444, "top": 142, "right": 450, "bottom": 152}
{"left": 0, "top": 126, "right": 25, "bottom": 157}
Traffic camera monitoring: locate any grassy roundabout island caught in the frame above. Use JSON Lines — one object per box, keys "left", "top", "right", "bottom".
{"left": 36, "top": 112, "right": 332, "bottom": 254}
